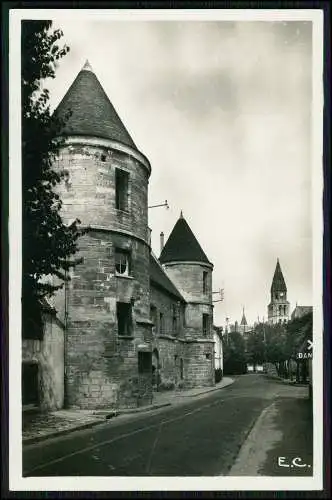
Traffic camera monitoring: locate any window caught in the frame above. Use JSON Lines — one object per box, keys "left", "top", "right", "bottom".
{"left": 203, "top": 314, "right": 210, "bottom": 336}
{"left": 150, "top": 305, "right": 157, "bottom": 335}
{"left": 180, "top": 358, "right": 184, "bottom": 380}
{"left": 115, "top": 249, "right": 131, "bottom": 276}
{"left": 116, "top": 302, "right": 132, "bottom": 336}
{"left": 203, "top": 271, "right": 208, "bottom": 293}
{"left": 159, "top": 312, "right": 164, "bottom": 335}
{"left": 115, "top": 168, "right": 129, "bottom": 211}
{"left": 172, "top": 305, "right": 177, "bottom": 334}
{"left": 138, "top": 351, "right": 152, "bottom": 374}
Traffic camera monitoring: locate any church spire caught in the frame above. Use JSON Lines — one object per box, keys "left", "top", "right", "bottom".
{"left": 240, "top": 307, "right": 247, "bottom": 326}
{"left": 271, "top": 259, "right": 287, "bottom": 293}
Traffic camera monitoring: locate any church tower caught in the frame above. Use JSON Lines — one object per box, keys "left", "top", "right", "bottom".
{"left": 159, "top": 212, "right": 215, "bottom": 388}
{"left": 239, "top": 307, "right": 248, "bottom": 336}
{"left": 267, "top": 259, "right": 290, "bottom": 324}
{"left": 53, "top": 61, "right": 153, "bottom": 409}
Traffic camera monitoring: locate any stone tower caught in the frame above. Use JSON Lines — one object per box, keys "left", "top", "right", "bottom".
{"left": 53, "top": 61, "right": 153, "bottom": 409}
{"left": 267, "top": 259, "right": 290, "bottom": 324}
{"left": 159, "top": 212, "right": 214, "bottom": 387}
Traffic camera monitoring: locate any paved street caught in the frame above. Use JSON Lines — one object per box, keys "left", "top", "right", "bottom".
{"left": 23, "top": 375, "right": 312, "bottom": 477}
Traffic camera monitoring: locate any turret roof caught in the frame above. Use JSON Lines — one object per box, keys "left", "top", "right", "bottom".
{"left": 159, "top": 213, "right": 211, "bottom": 265}
{"left": 54, "top": 60, "right": 137, "bottom": 149}
{"left": 271, "top": 259, "right": 287, "bottom": 292}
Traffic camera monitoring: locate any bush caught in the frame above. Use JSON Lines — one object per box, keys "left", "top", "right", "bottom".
{"left": 158, "top": 381, "right": 175, "bottom": 391}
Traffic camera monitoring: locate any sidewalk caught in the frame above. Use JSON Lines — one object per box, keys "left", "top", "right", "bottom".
{"left": 23, "top": 377, "right": 234, "bottom": 445}
{"left": 228, "top": 385, "right": 313, "bottom": 476}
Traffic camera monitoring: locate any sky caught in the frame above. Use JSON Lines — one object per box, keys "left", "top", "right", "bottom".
{"left": 45, "top": 17, "right": 314, "bottom": 327}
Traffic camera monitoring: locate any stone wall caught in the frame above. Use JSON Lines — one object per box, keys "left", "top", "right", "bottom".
{"left": 185, "top": 341, "right": 215, "bottom": 388}
{"left": 163, "top": 262, "right": 212, "bottom": 304}
{"left": 150, "top": 285, "right": 185, "bottom": 338}
{"left": 56, "top": 140, "right": 150, "bottom": 243}
{"left": 22, "top": 312, "right": 64, "bottom": 411}
{"left": 184, "top": 302, "right": 214, "bottom": 340}
{"left": 62, "top": 229, "right": 152, "bottom": 409}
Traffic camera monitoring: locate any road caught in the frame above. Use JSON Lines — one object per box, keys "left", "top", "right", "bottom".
{"left": 23, "top": 375, "right": 312, "bottom": 477}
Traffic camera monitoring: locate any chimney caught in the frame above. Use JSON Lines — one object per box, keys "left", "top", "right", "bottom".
{"left": 160, "top": 232, "right": 164, "bottom": 253}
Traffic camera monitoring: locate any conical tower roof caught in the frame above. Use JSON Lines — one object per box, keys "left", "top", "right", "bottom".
{"left": 271, "top": 259, "right": 287, "bottom": 292}
{"left": 54, "top": 60, "right": 137, "bottom": 149}
{"left": 159, "top": 212, "right": 211, "bottom": 265}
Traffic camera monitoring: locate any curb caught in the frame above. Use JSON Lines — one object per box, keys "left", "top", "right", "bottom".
{"left": 23, "top": 418, "right": 105, "bottom": 446}
{"left": 264, "top": 374, "right": 309, "bottom": 387}
{"left": 184, "top": 378, "right": 235, "bottom": 397}
{"left": 95, "top": 402, "right": 171, "bottom": 418}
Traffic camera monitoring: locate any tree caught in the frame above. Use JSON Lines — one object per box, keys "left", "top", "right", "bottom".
{"left": 22, "top": 21, "right": 82, "bottom": 331}
{"left": 285, "top": 312, "right": 313, "bottom": 382}
{"left": 223, "top": 331, "right": 247, "bottom": 375}
{"left": 263, "top": 322, "right": 288, "bottom": 377}
{"left": 246, "top": 327, "right": 265, "bottom": 367}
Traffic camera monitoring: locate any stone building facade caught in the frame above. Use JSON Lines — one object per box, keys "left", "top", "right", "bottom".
{"left": 24, "top": 60, "right": 215, "bottom": 411}
{"left": 22, "top": 300, "right": 64, "bottom": 411}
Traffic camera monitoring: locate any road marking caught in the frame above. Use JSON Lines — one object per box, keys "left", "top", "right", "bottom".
{"left": 24, "top": 395, "right": 246, "bottom": 475}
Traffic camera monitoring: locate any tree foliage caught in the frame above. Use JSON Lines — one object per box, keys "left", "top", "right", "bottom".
{"left": 22, "top": 21, "right": 82, "bottom": 327}
{"left": 223, "top": 331, "right": 247, "bottom": 375}
{"left": 246, "top": 328, "right": 265, "bottom": 365}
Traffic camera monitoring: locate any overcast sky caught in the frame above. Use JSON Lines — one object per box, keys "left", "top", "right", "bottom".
{"left": 46, "top": 18, "right": 313, "bottom": 327}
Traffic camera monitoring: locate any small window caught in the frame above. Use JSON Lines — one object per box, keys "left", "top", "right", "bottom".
{"left": 150, "top": 305, "right": 157, "bottom": 324}
{"left": 100, "top": 154, "right": 106, "bottom": 162}
{"left": 203, "top": 271, "right": 208, "bottom": 293}
{"left": 172, "top": 305, "right": 177, "bottom": 334}
{"left": 180, "top": 358, "right": 184, "bottom": 380}
{"left": 115, "top": 168, "right": 129, "bottom": 211}
{"left": 150, "top": 305, "right": 157, "bottom": 335}
{"left": 159, "top": 312, "right": 164, "bottom": 335}
{"left": 115, "top": 249, "right": 131, "bottom": 276}
{"left": 203, "top": 314, "right": 210, "bottom": 336}
{"left": 116, "top": 302, "right": 132, "bottom": 336}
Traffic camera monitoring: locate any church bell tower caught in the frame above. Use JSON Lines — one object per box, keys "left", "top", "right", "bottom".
{"left": 267, "top": 259, "right": 290, "bottom": 324}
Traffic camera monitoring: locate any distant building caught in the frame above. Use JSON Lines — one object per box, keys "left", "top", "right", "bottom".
{"left": 267, "top": 259, "right": 290, "bottom": 324}
{"left": 238, "top": 307, "right": 253, "bottom": 338}
{"left": 291, "top": 305, "right": 313, "bottom": 320}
